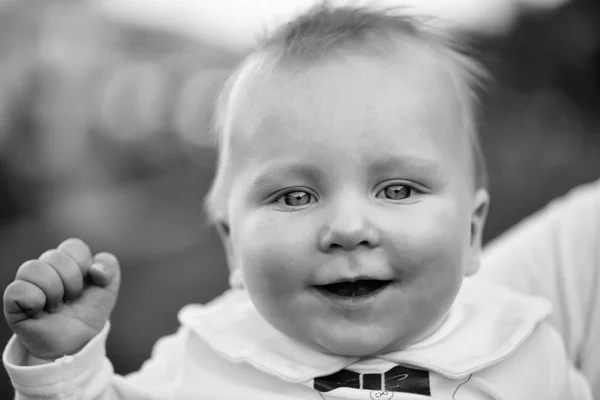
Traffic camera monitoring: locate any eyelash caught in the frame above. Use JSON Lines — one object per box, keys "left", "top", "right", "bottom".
{"left": 271, "top": 182, "right": 421, "bottom": 209}
{"left": 375, "top": 183, "right": 420, "bottom": 201}
{"left": 272, "top": 189, "right": 317, "bottom": 208}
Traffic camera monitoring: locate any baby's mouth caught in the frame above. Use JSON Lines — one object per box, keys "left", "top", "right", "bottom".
{"left": 316, "top": 279, "right": 393, "bottom": 298}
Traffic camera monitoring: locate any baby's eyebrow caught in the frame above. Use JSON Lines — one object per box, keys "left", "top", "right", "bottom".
{"left": 248, "top": 156, "right": 441, "bottom": 189}
{"left": 370, "top": 155, "right": 441, "bottom": 177}
{"left": 249, "top": 162, "right": 325, "bottom": 189}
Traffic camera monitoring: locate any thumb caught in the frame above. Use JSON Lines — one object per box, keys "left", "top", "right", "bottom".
{"left": 89, "top": 252, "right": 121, "bottom": 297}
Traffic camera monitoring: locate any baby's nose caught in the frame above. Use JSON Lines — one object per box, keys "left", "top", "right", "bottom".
{"left": 318, "top": 207, "right": 380, "bottom": 252}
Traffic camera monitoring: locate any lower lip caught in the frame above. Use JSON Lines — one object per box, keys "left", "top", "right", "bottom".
{"left": 312, "top": 282, "right": 394, "bottom": 309}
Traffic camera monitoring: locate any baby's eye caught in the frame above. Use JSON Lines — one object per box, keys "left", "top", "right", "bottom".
{"left": 275, "top": 191, "right": 316, "bottom": 207}
{"left": 377, "top": 184, "right": 413, "bottom": 200}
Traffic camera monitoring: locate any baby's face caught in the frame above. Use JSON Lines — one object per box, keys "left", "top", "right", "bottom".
{"left": 223, "top": 53, "right": 487, "bottom": 356}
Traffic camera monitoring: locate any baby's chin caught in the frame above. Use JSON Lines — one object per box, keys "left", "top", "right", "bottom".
{"left": 317, "top": 339, "right": 399, "bottom": 357}
{"left": 308, "top": 326, "right": 410, "bottom": 357}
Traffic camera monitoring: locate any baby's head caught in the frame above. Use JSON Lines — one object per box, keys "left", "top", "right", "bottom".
{"left": 205, "top": 4, "right": 489, "bottom": 357}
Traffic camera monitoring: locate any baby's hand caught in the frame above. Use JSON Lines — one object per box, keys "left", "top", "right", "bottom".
{"left": 3, "top": 238, "right": 120, "bottom": 362}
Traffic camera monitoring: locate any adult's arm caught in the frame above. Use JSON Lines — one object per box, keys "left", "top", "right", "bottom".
{"left": 478, "top": 179, "right": 600, "bottom": 397}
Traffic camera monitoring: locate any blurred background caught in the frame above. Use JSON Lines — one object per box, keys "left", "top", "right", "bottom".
{"left": 0, "top": 0, "right": 599, "bottom": 397}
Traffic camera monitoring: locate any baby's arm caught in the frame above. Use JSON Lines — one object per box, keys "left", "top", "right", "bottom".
{"left": 4, "top": 323, "right": 188, "bottom": 399}
{"left": 2, "top": 238, "right": 184, "bottom": 399}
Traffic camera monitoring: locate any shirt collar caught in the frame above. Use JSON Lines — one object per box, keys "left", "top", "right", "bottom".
{"left": 178, "top": 279, "right": 551, "bottom": 382}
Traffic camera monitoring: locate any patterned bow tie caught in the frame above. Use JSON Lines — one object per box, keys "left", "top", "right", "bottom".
{"left": 314, "top": 365, "right": 430, "bottom": 396}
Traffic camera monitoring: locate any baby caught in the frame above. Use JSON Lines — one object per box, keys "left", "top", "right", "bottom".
{"left": 2, "top": 4, "right": 592, "bottom": 400}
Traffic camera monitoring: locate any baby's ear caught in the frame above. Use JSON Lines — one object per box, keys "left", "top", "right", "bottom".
{"left": 215, "top": 219, "right": 233, "bottom": 266}
{"left": 466, "top": 188, "right": 490, "bottom": 276}
{"left": 215, "top": 220, "right": 244, "bottom": 288}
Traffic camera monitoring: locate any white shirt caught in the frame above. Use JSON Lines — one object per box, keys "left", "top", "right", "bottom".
{"left": 3, "top": 279, "right": 590, "bottom": 399}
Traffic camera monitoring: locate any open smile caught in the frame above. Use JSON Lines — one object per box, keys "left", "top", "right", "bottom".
{"left": 313, "top": 279, "right": 394, "bottom": 307}
{"left": 318, "top": 279, "right": 392, "bottom": 297}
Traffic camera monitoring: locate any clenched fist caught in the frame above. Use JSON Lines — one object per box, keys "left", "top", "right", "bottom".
{"left": 3, "top": 238, "right": 120, "bottom": 362}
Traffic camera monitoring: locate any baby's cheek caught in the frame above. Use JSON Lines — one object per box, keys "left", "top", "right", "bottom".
{"left": 385, "top": 205, "right": 469, "bottom": 279}
{"left": 236, "top": 215, "right": 311, "bottom": 292}
{"left": 402, "top": 216, "right": 468, "bottom": 303}
{"left": 244, "top": 246, "right": 298, "bottom": 283}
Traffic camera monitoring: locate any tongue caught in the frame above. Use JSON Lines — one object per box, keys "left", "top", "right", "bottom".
{"left": 321, "top": 280, "right": 388, "bottom": 297}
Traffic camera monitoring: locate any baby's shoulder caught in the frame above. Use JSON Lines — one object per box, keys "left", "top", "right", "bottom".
{"left": 455, "top": 278, "right": 551, "bottom": 339}
{"left": 474, "top": 321, "right": 587, "bottom": 399}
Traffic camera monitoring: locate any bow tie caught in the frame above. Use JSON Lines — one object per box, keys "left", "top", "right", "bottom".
{"left": 314, "top": 365, "right": 430, "bottom": 396}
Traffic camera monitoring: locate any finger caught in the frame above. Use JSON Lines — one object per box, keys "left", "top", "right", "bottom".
{"left": 15, "top": 260, "right": 64, "bottom": 313}
{"left": 89, "top": 253, "right": 121, "bottom": 297}
{"left": 57, "top": 238, "right": 93, "bottom": 276}
{"left": 39, "top": 249, "right": 84, "bottom": 302}
{"left": 4, "top": 280, "right": 47, "bottom": 322}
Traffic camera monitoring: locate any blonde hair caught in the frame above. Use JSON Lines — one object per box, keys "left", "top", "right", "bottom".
{"left": 205, "top": 3, "right": 489, "bottom": 224}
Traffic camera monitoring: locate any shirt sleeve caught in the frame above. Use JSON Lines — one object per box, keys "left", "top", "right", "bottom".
{"left": 3, "top": 322, "right": 188, "bottom": 400}
{"left": 478, "top": 179, "right": 600, "bottom": 397}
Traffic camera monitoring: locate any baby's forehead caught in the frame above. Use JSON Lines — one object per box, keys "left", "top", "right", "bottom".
{"left": 226, "top": 49, "right": 462, "bottom": 140}
{"left": 225, "top": 63, "right": 471, "bottom": 177}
